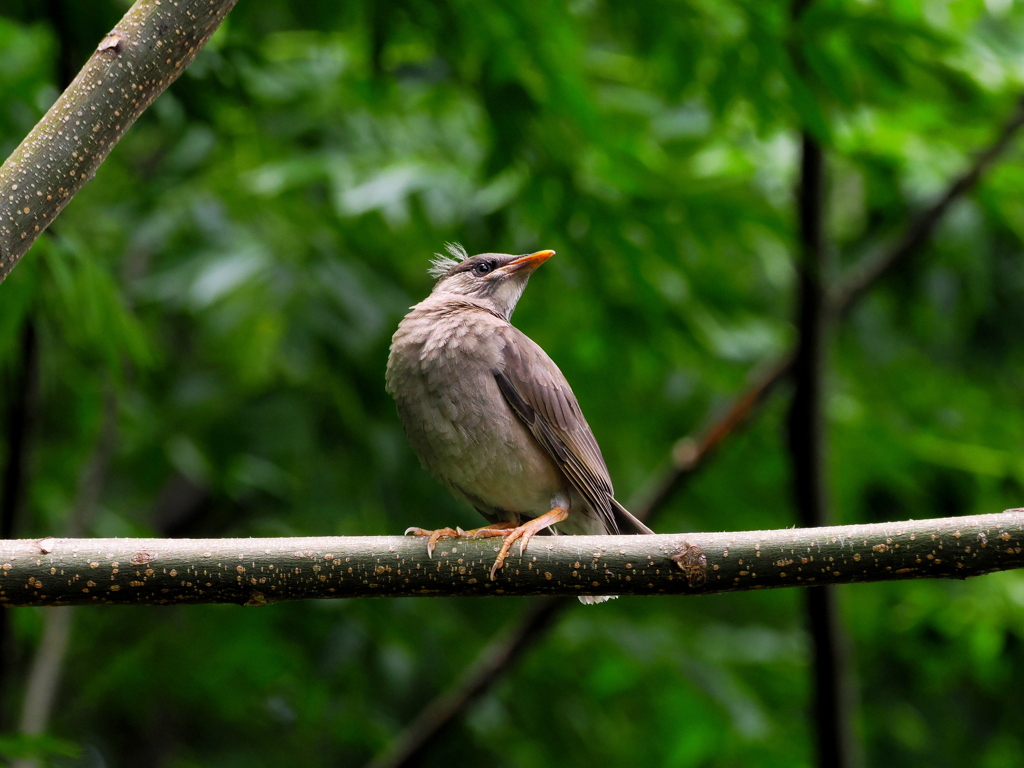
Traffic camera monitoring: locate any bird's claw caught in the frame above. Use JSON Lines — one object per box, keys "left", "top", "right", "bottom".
{"left": 405, "top": 526, "right": 458, "bottom": 557}
{"left": 489, "top": 528, "right": 529, "bottom": 581}
{"left": 487, "top": 507, "right": 568, "bottom": 581}
{"left": 406, "top": 516, "right": 563, "bottom": 579}
{"left": 489, "top": 554, "right": 506, "bottom": 581}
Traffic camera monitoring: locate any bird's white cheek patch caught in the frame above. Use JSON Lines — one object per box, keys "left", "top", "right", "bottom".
{"left": 492, "top": 280, "right": 528, "bottom": 320}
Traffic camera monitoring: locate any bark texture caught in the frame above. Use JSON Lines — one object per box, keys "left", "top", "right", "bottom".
{"left": 0, "top": 0, "right": 238, "bottom": 283}
{"left": 0, "top": 511, "right": 1021, "bottom": 606}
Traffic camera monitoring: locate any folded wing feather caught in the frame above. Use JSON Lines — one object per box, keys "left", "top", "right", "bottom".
{"left": 493, "top": 327, "right": 652, "bottom": 535}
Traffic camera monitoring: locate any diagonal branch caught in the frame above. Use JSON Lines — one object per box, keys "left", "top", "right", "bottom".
{"left": 632, "top": 354, "right": 795, "bottom": 521}
{"left": 832, "top": 95, "right": 1024, "bottom": 315}
{"left": 364, "top": 596, "right": 569, "bottom": 768}
{"left": 362, "top": 95, "right": 1024, "bottom": 768}
{"left": 0, "top": 0, "right": 239, "bottom": 284}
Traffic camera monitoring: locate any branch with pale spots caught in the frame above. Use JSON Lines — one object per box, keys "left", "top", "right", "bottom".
{"left": 1, "top": 510, "right": 1021, "bottom": 607}
{"left": 0, "top": 0, "right": 239, "bottom": 283}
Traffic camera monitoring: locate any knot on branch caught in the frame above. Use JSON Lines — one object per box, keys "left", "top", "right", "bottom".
{"left": 97, "top": 32, "right": 124, "bottom": 54}
{"left": 671, "top": 542, "right": 708, "bottom": 587}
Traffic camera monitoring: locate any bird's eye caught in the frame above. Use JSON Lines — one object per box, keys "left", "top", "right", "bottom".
{"left": 473, "top": 262, "right": 494, "bottom": 276}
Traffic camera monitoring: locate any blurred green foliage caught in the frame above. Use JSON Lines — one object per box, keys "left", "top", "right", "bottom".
{"left": 1, "top": 0, "right": 1023, "bottom": 766}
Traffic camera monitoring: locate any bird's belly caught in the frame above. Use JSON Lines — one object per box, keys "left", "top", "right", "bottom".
{"left": 387, "top": 316, "right": 570, "bottom": 522}
{"left": 397, "top": 389, "right": 565, "bottom": 519}
{"left": 455, "top": 421, "right": 565, "bottom": 516}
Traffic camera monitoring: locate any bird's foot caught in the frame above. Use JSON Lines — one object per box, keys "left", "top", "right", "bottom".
{"left": 404, "top": 526, "right": 458, "bottom": 557}
{"left": 405, "top": 521, "right": 518, "bottom": 558}
{"left": 489, "top": 507, "right": 568, "bottom": 581}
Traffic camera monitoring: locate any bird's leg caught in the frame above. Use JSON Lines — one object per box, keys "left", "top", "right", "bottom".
{"left": 406, "top": 521, "right": 519, "bottom": 558}
{"left": 490, "top": 506, "right": 568, "bottom": 581}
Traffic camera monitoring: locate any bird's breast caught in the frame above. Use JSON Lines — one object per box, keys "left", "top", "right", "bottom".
{"left": 386, "top": 307, "right": 566, "bottom": 517}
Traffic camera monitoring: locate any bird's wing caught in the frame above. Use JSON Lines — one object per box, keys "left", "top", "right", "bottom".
{"left": 494, "top": 327, "right": 646, "bottom": 534}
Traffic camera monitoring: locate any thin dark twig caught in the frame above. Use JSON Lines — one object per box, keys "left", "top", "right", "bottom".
{"left": 362, "top": 98, "right": 1024, "bottom": 768}
{"left": 789, "top": 132, "right": 829, "bottom": 538}
{"left": 0, "top": 321, "right": 40, "bottom": 731}
{"left": 365, "top": 598, "right": 568, "bottom": 768}
{"left": 1, "top": 321, "right": 40, "bottom": 541}
{"left": 789, "top": 131, "right": 860, "bottom": 768}
{"left": 833, "top": 95, "right": 1024, "bottom": 316}
{"left": 632, "top": 353, "right": 795, "bottom": 521}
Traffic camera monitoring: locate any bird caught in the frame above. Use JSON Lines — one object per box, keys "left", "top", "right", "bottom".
{"left": 385, "top": 243, "right": 652, "bottom": 603}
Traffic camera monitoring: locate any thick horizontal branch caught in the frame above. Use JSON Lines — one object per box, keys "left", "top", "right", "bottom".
{"left": 0, "top": 0, "right": 238, "bottom": 283}
{"left": 1, "top": 510, "right": 1021, "bottom": 607}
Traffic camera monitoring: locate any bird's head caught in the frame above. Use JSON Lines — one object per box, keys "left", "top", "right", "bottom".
{"left": 428, "top": 244, "right": 555, "bottom": 320}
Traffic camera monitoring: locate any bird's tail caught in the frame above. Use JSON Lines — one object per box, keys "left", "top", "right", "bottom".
{"left": 579, "top": 500, "right": 652, "bottom": 604}
{"left": 579, "top": 595, "right": 617, "bottom": 605}
{"left": 577, "top": 500, "right": 653, "bottom": 604}
{"left": 610, "top": 497, "right": 654, "bottom": 535}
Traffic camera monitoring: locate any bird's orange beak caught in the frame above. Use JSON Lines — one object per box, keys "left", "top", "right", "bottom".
{"left": 504, "top": 249, "right": 555, "bottom": 274}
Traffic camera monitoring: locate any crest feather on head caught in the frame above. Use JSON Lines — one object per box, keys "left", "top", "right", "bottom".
{"left": 428, "top": 242, "right": 469, "bottom": 279}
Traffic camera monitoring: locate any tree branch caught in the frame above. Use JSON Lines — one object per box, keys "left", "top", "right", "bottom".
{"left": 632, "top": 355, "right": 794, "bottom": 520}
{"left": 790, "top": 132, "right": 830, "bottom": 532}
{"left": 0, "top": 320, "right": 40, "bottom": 730}
{"left": 0, "top": 511, "right": 1021, "bottom": 607}
{"left": 832, "top": 95, "right": 1024, "bottom": 316}
{"left": 790, "top": 129, "right": 861, "bottom": 768}
{"left": 1, "top": 321, "right": 40, "bottom": 541}
{"left": 364, "top": 597, "right": 569, "bottom": 768}
{"left": 0, "top": 0, "right": 238, "bottom": 284}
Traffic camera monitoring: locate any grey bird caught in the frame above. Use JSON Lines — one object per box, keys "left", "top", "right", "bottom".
{"left": 385, "top": 244, "right": 652, "bottom": 604}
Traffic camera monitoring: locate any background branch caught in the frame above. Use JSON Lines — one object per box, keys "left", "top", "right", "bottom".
{"left": 790, "top": 133, "right": 830, "bottom": 533}
{"left": 789, "top": 129, "right": 860, "bottom": 768}
{"left": 832, "top": 95, "right": 1024, "bottom": 315}
{"left": 364, "top": 597, "right": 568, "bottom": 768}
{"left": 0, "top": 320, "right": 40, "bottom": 731}
{"left": 0, "top": 0, "right": 238, "bottom": 284}
{"left": 0, "top": 511, "right": 1021, "bottom": 607}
